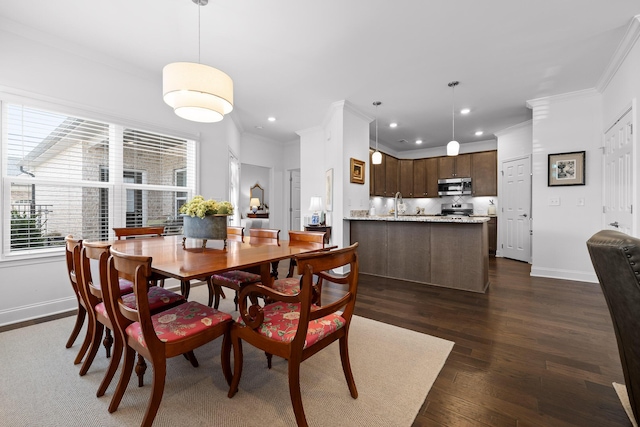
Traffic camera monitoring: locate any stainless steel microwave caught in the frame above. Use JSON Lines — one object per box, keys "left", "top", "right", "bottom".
{"left": 437, "top": 178, "right": 472, "bottom": 196}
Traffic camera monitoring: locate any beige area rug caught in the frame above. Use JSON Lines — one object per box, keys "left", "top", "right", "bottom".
{"left": 0, "top": 286, "right": 453, "bottom": 426}
{"left": 614, "top": 382, "right": 639, "bottom": 427}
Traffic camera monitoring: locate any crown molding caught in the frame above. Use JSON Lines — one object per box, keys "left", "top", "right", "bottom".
{"left": 494, "top": 120, "right": 532, "bottom": 138}
{"left": 526, "top": 88, "right": 600, "bottom": 109}
{"left": 597, "top": 15, "right": 640, "bottom": 92}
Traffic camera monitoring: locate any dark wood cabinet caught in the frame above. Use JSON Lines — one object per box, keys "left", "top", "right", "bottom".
{"left": 488, "top": 217, "right": 497, "bottom": 256}
{"left": 399, "top": 159, "right": 414, "bottom": 197}
{"left": 371, "top": 151, "right": 386, "bottom": 196}
{"left": 438, "top": 153, "right": 471, "bottom": 178}
{"left": 471, "top": 150, "right": 497, "bottom": 196}
{"left": 385, "top": 154, "right": 399, "bottom": 197}
{"left": 413, "top": 158, "right": 439, "bottom": 198}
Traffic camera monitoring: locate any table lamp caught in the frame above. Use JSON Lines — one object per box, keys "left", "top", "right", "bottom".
{"left": 250, "top": 197, "right": 261, "bottom": 214}
{"left": 309, "top": 196, "right": 323, "bottom": 225}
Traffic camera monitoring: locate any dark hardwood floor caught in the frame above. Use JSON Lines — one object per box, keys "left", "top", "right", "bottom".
{"left": 324, "top": 257, "right": 630, "bottom": 427}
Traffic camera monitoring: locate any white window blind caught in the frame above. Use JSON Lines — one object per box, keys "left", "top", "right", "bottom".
{"left": 2, "top": 102, "right": 196, "bottom": 256}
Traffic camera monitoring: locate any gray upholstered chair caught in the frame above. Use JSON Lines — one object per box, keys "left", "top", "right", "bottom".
{"left": 587, "top": 229, "right": 640, "bottom": 425}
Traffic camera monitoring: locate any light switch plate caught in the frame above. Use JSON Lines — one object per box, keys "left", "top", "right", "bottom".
{"left": 549, "top": 197, "right": 560, "bottom": 206}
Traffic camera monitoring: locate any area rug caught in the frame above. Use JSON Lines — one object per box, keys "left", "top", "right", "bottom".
{"left": 614, "top": 382, "right": 638, "bottom": 427}
{"left": 0, "top": 286, "right": 453, "bottom": 426}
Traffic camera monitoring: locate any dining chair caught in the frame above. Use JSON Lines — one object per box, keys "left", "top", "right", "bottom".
{"left": 272, "top": 230, "right": 328, "bottom": 300}
{"left": 209, "top": 227, "right": 280, "bottom": 310}
{"left": 113, "top": 226, "right": 167, "bottom": 288}
{"left": 228, "top": 243, "right": 360, "bottom": 427}
{"left": 587, "top": 230, "right": 640, "bottom": 425}
{"left": 106, "top": 247, "right": 233, "bottom": 427}
{"left": 64, "top": 235, "right": 88, "bottom": 364}
{"left": 77, "top": 241, "right": 186, "bottom": 396}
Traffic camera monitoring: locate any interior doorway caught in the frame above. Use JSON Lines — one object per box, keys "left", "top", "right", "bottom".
{"left": 603, "top": 107, "right": 634, "bottom": 235}
{"left": 501, "top": 155, "right": 532, "bottom": 263}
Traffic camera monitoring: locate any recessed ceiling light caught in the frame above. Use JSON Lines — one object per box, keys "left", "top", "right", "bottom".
{"left": 475, "top": 131, "right": 483, "bottom": 136}
{"left": 389, "top": 122, "right": 398, "bottom": 128}
{"left": 267, "top": 117, "right": 276, "bottom": 122}
{"left": 255, "top": 125, "right": 263, "bottom": 129}
{"left": 416, "top": 139, "right": 423, "bottom": 144}
{"left": 460, "top": 108, "right": 470, "bottom": 115}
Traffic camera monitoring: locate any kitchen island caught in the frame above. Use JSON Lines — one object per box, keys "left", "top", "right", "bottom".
{"left": 346, "top": 215, "right": 490, "bottom": 293}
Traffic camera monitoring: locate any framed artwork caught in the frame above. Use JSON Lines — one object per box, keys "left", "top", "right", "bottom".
{"left": 350, "top": 158, "right": 365, "bottom": 185}
{"left": 325, "top": 169, "right": 333, "bottom": 212}
{"left": 548, "top": 151, "right": 585, "bottom": 186}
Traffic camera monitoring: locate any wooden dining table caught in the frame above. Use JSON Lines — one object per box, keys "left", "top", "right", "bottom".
{"left": 110, "top": 234, "right": 326, "bottom": 305}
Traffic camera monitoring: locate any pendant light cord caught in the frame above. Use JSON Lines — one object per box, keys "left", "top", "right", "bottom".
{"left": 375, "top": 104, "right": 379, "bottom": 150}
{"left": 451, "top": 83, "right": 455, "bottom": 140}
{"left": 198, "top": 2, "right": 201, "bottom": 64}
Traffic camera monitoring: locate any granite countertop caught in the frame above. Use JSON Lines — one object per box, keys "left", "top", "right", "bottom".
{"left": 344, "top": 215, "right": 490, "bottom": 224}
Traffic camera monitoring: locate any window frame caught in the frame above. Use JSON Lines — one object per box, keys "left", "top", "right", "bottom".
{"left": 0, "top": 95, "right": 199, "bottom": 261}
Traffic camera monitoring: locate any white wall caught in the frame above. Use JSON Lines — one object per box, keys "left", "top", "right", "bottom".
{"left": 0, "top": 26, "right": 240, "bottom": 325}
{"left": 527, "top": 90, "right": 603, "bottom": 282}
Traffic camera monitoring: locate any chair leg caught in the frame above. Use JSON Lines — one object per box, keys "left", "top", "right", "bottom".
{"left": 97, "top": 331, "right": 123, "bottom": 397}
{"left": 288, "top": 359, "right": 309, "bottom": 427}
{"left": 65, "top": 305, "right": 86, "bottom": 348}
{"left": 136, "top": 353, "right": 147, "bottom": 387}
{"left": 183, "top": 350, "right": 199, "bottom": 368}
{"left": 140, "top": 357, "right": 166, "bottom": 427}
{"left": 228, "top": 335, "right": 243, "bottom": 398}
{"left": 109, "top": 345, "right": 135, "bottom": 413}
{"left": 221, "top": 330, "right": 232, "bottom": 386}
{"left": 103, "top": 328, "right": 113, "bottom": 359}
{"left": 206, "top": 277, "right": 215, "bottom": 307}
{"left": 79, "top": 322, "right": 104, "bottom": 376}
{"left": 74, "top": 310, "right": 94, "bottom": 365}
{"left": 265, "top": 351, "right": 273, "bottom": 369}
{"left": 339, "top": 335, "right": 358, "bottom": 399}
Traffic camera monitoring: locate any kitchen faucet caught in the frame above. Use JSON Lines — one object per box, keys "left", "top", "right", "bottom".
{"left": 394, "top": 192, "right": 403, "bottom": 219}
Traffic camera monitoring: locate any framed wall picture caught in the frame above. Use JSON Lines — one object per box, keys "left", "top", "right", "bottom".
{"left": 548, "top": 151, "right": 585, "bottom": 186}
{"left": 350, "top": 158, "right": 365, "bottom": 185}
{"left": 325, "top": 168, "right": 333, "bottom": 212}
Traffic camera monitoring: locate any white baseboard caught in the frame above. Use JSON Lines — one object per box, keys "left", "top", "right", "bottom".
{"left": 530, "top": 266, "right": 598, "bottom": 283}
{"left": 0, "top": 296, "right": 77, "bottom": 327}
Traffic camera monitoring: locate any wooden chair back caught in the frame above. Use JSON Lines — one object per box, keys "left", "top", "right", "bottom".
{"left": 113, "top": 226, "right": 165, "bottom": 240}
{"left": 286, "top": 230, "right": 327, "bottom": 277}
{"left": 64, "top": 235, "right": 87, "bottom": 353}
{"left": 227, "top": 226, "right": 245, "bottom": 242}
{"left": 249, "top": 228, "right": 280, "bottom": 245}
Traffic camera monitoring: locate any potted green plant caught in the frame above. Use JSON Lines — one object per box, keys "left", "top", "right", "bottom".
{"left": 179, "top": 195, "right": 234, "bottom": 246}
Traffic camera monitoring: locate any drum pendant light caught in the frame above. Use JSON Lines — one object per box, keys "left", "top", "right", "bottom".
{"left": 163, "top": 0, "right": 233, "bottom": 123}
{"left": 447, "top": 81, "right": 460, "bottom": 156}
{"left": 371, "top": 101, "right": 382, "bottom": 165}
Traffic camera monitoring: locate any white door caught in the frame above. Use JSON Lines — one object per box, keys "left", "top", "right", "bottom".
{"left": 290, "top": 170, "right": 301, "bottom": 230}
{"left": 502, "top": 156, "right": 532, "bottom": 262}
{"left": 603, "top": 108, "right": 634, "bottom": 235}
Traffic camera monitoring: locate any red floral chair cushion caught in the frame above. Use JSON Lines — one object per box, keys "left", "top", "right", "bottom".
{"left": 211, "top": 270, "right": 261, "bottom": 287}
{"left": 237, "top": 301, "right": 345, "bottom": 349}
{"left": 271, "top": 278, "right": 301, "bottom": 296}
{"left": 94, "top": 286, "right": 184, "bottom": 316}
{"left": 118, "top": 278, "right": 134, "bottom": 295}
{"left": 125, "top": 301, "right": 232, "bottom": 348}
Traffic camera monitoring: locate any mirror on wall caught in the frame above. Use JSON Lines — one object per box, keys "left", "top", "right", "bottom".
{"left": 250, "top": 183, "right": 264, "bottom": 210}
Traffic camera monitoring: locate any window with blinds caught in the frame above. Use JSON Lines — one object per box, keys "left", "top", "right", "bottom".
{"left": 2, "top": 103, "right": 196, "bottom": 256}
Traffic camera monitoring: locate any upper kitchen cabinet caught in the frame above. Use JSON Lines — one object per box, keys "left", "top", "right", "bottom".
{"left": 438, "top": 153, "right": 471, "bottom": 179}
{"left": 370, "top": 150, "right": 386, "bottom": 197}
{"left": 399, "top": 159, "right": 414, "bottom": 197}
{"left": 471, "top": 150, "right": 497, "bottom": 196}
{"left": 385, "top": 154, "right": 399, "bottom": 196}
{"left": 413, "top": 158, "right": 439, "bottom": 198}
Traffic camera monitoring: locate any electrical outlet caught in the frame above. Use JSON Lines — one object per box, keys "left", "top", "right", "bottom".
{"left": 549, "top": 197, "right": 560, "bottom": 206}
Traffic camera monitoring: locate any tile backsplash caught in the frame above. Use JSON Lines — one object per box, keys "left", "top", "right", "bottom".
{"left": 369, "top": 195, "right": 498, "bottom": 216}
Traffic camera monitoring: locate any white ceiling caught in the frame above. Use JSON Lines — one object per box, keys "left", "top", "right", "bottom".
{"left": 2, "top": 0, "right": 639, "bottom": 152}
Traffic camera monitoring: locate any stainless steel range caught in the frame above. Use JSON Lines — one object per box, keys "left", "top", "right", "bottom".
{"left": 439, "top": 203, "right": 474, "bottom": 217}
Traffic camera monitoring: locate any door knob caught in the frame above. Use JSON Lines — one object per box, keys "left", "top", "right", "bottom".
{"left": 609, "top": 221, "right": 619, "bottom": 228}
{"left": 519, "top": 213, "right": 528, "bottom": 217}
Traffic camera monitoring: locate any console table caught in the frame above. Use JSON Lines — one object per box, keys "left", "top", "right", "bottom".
{"left": 303, "top": 225, "right": 331, "bottom": 244}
